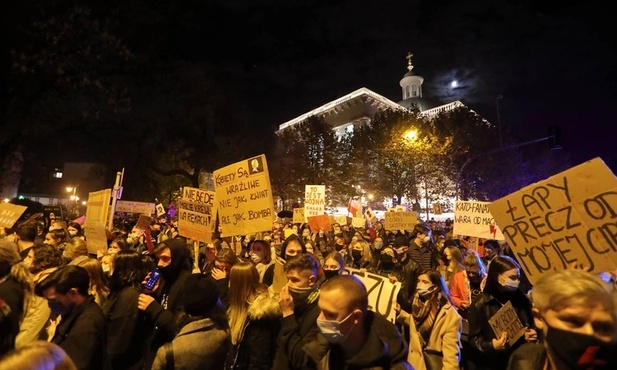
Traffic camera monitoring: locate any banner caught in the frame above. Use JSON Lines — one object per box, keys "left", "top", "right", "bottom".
{"left": 453, "top": 201, "right": 505, "bottom": 240}
{"left": 214, "top": 154, "right": 275, "bottom": 237}
{"left": 344, "top": 267, "right": 401, "bottom": 323}
{"left": 293, "top": 208, "right": 305, "bottom": 224}
{"left": 385, "top": 211, "right": 417, "bottom": 231}
{"left": 177, "top": 187, "right": 215, "bottom": 243}
{"left": 115, "top": 200, "right": 155, "bottom": 215}
{"left": 489, "top": 157, "right": 617, "bottom": 284}
{"left": 84, "top": 189, "right": 111, "bottom": 227}
{"left": 0, "top": 203, "right": 27, "bottom": 228}
{"left": 304, "top": 185, "right": 325, "bottom": 221}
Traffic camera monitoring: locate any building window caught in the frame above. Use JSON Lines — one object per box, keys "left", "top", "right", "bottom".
{"left": 53, "top": 171, "right": 63, "bottom": 179}
{"left": 405, "top": 86, "right": 410, "bottom": 99}
{"left": 412, "top": 84, "right": 418, "bottom": 97}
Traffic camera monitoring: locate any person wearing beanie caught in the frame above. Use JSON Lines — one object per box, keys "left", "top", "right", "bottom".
{"left": 137, "top": 238, "right": 193, "bottom": 369}
{"left": 151, "top": 273, "right": 230, "bottom": 370}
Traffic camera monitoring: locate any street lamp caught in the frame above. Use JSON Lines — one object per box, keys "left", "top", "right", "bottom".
{"left": 66, "top": 186, "right": 78, "bottom": 216}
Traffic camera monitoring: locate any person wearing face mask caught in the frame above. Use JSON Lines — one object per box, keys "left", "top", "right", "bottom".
{"left": 395, "top": 270, "right": 462, "bottom": 370}
{"left": 34, "top": 265, "right": 109, "bottom": 370}
{"left": 332, "top": 234, "right": 348, "bottom": 254}
{"left": 448, "top": 251, "right": 487, "bottom": 370}
{"left": 408, "top": 224, "right": 438, "bottom": 271}
{"left": 467, "top": 255, "right": 538, "bottom": 370}
{"left": 322, "top": 252, "right": 345, "bottom": 281}
{"left": 272, "top": 254, "right": 322, "bottom": 370}
{"left": 136, "top": 238, "right": 193, "bottom": 369}
{"left": 67, "top": 222, "right": 84, "bottom": 241}
{"left": 377, "top": 246, "right": 398, "bottom": 278}
{"left": 437, "top": 244, "right": 465, "bottom": 289}
{"left": 348, "top": 240, "right": 374, "bottom": 272}
{"left": 306, "top": 274, "right": 412, "bottom": 369}
{"left": 507, "top": 269, "right": 617, "bottom": 370}
{"left": 248, "top": 239, "right": 275, "bottom": 286}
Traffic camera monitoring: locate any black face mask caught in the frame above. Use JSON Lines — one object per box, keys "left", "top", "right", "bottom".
{"left": 351, "top": 250, "right": 362, "bottom": 261}
{"left": 323, "top": 270, "right": 339, "bottom": 280}
{"left": 334, "top": 244, "right": 344, "bottom": 252}
{"left": 545, "top": 324, "right": 617, "bottom": 369}
{"left": 381, "top": 255, "right": 395, "bottom": 270}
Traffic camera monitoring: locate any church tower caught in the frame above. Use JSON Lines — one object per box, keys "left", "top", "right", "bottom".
{"left": 399, "top": 52, "right": 424, "bottom": 100}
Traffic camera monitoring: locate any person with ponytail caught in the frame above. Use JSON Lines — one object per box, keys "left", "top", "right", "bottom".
{"left": 0, "top": 239, "right": 34, "bottom": 355}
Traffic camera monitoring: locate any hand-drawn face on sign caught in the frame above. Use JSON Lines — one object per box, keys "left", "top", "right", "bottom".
{"left": 488, "top": 158, "right": 617, "bottom": 284}
{"left": 249, "top": 157, "right": 263, "bottom": 174}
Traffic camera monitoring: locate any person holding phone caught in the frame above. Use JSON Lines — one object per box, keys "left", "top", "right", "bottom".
{"left": 137, "top": 238, "right": 192, "bottom": 369}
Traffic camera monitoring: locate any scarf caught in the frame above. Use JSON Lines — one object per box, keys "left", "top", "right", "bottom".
{"left": 411, "top": 291, "right": 444, "bottom": 346}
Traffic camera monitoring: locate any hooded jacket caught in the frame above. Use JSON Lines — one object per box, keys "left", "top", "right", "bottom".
{"left": 225, "top": 292, "right": 282, "bottom": 370}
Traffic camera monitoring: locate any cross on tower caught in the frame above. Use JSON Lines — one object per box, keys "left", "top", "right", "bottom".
{"left": 406, "top": 52, "right": 414, "bottom": 71}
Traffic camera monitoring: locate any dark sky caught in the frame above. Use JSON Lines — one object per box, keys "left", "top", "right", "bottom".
{"left": 194, "top": 1, "right": 615, "bottom": 170}
{"left": 8, "top": 1, "right": 617, "bottom": 173}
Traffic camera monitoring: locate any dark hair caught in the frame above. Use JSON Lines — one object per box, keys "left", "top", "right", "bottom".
{"left": 67, "top": 222, "right": 82, "bottom": 233}
{"left": 280, "top": 234, "right": 306, "bottom": 258}
{"left": 410, "top": 223, "right": 431, "bottom": 239}
{"left": 30, "top": 244, "right": 65, "bottom": 274}
{"left": 35, "top": 265, "right": 90, "bottom": 297}
{"left": 46, "top": 229, "right": 68, "bottom": 244}
{"left": 483, "top": 255, "right": 520, "bottom": 295}
{"left": 16, "top": 224, "right": 37, "bottom": 242}
{"left": 109, "top": 250, "right": 147, "bottom": 294}
{"left": 284, "top": 253, "right": 320, "bottom": 275}
{"left": 214, "top": 248, "right": 239, "bottom": 266}
{"left": 110, "top": 237, "right": 129, "bottom": 252}
{"left": 422, "top": 269, "right": 452, "bottom": 304}
{"left": 483, "top": 239, "right": 501, "bottom": 251}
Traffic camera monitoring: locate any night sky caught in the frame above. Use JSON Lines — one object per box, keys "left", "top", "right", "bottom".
{"left": 6, "top": 1, "right": 617, "bottom": 172}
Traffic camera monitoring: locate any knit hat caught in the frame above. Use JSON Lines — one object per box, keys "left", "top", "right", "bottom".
{"left": 182, "top": 273, "right": 220, "bottom": 316}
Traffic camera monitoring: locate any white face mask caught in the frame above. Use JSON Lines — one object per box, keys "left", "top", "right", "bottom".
{"left": 416, "top": 283, "right": 434, "bottom": 297}
{"left": 69, "top": 231, "right": 78, "bottom": 237}
{"left": 249, "top": 252, "right": 262, "bottom": 264}
{"left": 316, "top": 311, "right": 356, "bottom": 343}
{"left": 423, "top": 235, "right": 431, "bottom": 243}
{"left": 498, "top": 275, "right": 520, "bottom": 291}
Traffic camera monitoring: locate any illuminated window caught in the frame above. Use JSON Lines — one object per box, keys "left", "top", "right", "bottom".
{"left": 53, "top": 171, "right": 63, "bottom": 179}
{"left": 405, "top": 86, "right": 410, "bottom": 99}
{"left": 412, "top": 85, "right": 418, "bottom": 97}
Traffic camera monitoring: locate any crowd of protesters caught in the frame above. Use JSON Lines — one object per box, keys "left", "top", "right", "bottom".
{"left": 0, "top": 212, "right": 616, "bottom": 370}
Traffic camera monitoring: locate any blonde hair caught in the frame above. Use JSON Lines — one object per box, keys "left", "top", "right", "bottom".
{"left": 353, "top": 239, "right": 373, "bottom": 264}
{"left": 227, "top": 261, "right": 266, "bottom": 344}
{"left": 0, "top": 240, "right": 34, "bottom": 318}
{"left": 76, "top": 258, "right": 109, "bottom": 305}
{"left": 0, "top": 340, "right": 77, "bottom": 370}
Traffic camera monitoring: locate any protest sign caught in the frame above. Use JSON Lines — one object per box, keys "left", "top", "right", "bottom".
{"left": 213, "top": 154, "right": 275, "bottom": 237}
{"left": 351, "top": 216, "right": 365, "bottom": 228}
{"left": 84, "top": 189, "right": 111, "bottom": 227}
{"left": 304, "top": 185, "right": 325, "bottom": 221}
{"left": 344, "top": 267, "right": 401, "bottom": 323}
{"left": 385, "top": 211, "right": 417, "bottom": 231}
{"left": 489, "top": 157, "right": 617, "bottom": 284}
{"left": 307, "top": 214, "right": 332, "bottom": 233}
{"left": 133, "top": 215, "right": 152, "bottom": 236}
{"left": 0, "top": 203, "right": 27, "bottom": 229}
{"left": 364, "top": 207, "right": 377, "bottom": 223}
{"left": 488, "top": 301, "right": 526, "bottom": 347}
{"left": 84, "top": 224, "right": 108, "bottom": 254}
{"left": 177, "top": 186, "right": 215, "bottom": 243}
{"left": 272, "top": 258, "right": 287, "bottom": 292}
{"left": 115, "top": 200, "right": 155, "bottom": 215}
{"left": 293, "top": 208, "right": 305, "bottom": 224}
{"left": 335, "top": 215, "right": 347, "bottom": 226}
{"left": 284, "top": 229, "right": 295, "bottom": 239}
{"left": 454, "top": 201, "right": 505, "bottom": 240}
{"left": 433, "top": 203, "right": 443, "bottom": 215}
{"left": 155, "top": 203, "right": 166, "bottom": 217}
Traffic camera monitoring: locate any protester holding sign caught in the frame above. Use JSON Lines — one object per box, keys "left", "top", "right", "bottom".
{"left": 467, "top": 256, "right": 537, "bottom": 370}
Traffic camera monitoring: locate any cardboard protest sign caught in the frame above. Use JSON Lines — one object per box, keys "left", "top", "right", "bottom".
{"left": 133, "top": 215, "right": 152, "bottom": 237}
{"left": 351, "top": 216, "right": 365, "bottom": 229}
{"left": 364, "top": 207, "right": 377, "bottom": 223}
{"left": 454, "top": 201, "right": 505, "bottom": 240}
{"left": 307, "top": 214, "right": 332, "bottom": 233}
{"left": 84, "top": 224, "right": 108, "bottom": 254}
{"left": 0, "top": 203, "right": 27, "bottom": 229}
{"left": 385, "top": 211, "right": 417, "bottom": 231}
{"left": 272, "top": 258, "right": 288, "bottom": 293}
{"left": 489, "top": 157, "right": 617, "bottom": 284}
{"left": 304, "top": 185, "right": 325, "bottom": 221}
{"left": 213, "top": 154, "right": 275, "bottom": 237}
{"left": 115, "top": 201, "right": 155, "bottom": 215}
{"left": 284, "top": 229, "right": 295, "bottom": 239}
{"left": 293, "top": 208, "right": 305, "bottom": 224}
{"left": 335, "top": 215, "right": 347, "bottom": 226}
{"left": 488, "top": 301, "right": 526, "bottom": 347}
{"left": 84, "top": 189, "right": 111, "bottom": 227}
{"left": 344, "top": 267, "right": 401, "bottom": 323}
{"left": 177, "top": 187, "right": 215, "bottom": 243}
{"left": 433, "top": 203, "right": 443, "bottom": 215}
{"left": 395, "top": 205, "right": 407, "bottom": 212}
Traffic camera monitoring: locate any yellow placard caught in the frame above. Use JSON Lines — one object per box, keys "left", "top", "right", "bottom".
{"left": 213, "top": 154, "right": 275, "bottom": 237}
{"left": 489, "top": 157, "right": 617, "bottom": 284}
{"left": 293, "top": 208, "right": 305, "bottom": 224}
{"left": 304, "top": 185, "right": 325, "bottom": 220}
{"left": 384, "top": 211, "right": 417, "bottom": 231}
{"left": 177, "top": 187, "right": 215, "bottom": 242}
{"left": 84, "top": 189, "right": 111, "bottom": 227}
{"left": 0, "top": 203, "right": 27, "bottom": 229}
{"left": 83, "top": 224, "right": 108, "bottom": 254}
{"left": 453, "top": 201, "right": 505, "bottom": 240}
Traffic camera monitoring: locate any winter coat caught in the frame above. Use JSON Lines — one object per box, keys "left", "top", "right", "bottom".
{"left": 0, "top": 276, "right": 24, "bottom": 355}
{"left": 52, "top": 296, "right": 109, "bottom": 370}
{"left": 102, "top": 285, "right": 154, "bottom": 370}
{"left": 399, "top": 301, "right": 462, "bottom": 370}
{"left": 151, "top": 317, "right": 230, "bottom": 370}
{"left": 225, "top": 293, "right": 282, "bottom": 370}
{"left": 311, "top": 310, "right": 413, "bottom": 370}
